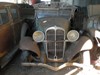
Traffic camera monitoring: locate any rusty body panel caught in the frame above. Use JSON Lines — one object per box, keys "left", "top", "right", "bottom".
{"left": 64, "top": 36, "right": 93, "bottom": 61}
{"left": 38, "top": 17, "right": 70, "bottom": 32}
{"left": 19, "top": 37, "right": 40, "bottom": 57}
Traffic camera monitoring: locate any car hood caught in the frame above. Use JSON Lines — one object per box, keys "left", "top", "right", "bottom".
{"left": 37, "top": 17, "right": 70, "bottom": 32}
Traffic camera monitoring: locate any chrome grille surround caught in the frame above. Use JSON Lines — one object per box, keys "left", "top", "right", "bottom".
{"left": 45, "top": 26, "right": 65, "bottom": 61}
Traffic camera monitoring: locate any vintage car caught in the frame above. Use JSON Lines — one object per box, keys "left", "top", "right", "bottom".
{"left": 0, "top": 2, "right": 31, "bottom": 69}
{"left": 19, "top": 2, "right": 94, "bottom": 71}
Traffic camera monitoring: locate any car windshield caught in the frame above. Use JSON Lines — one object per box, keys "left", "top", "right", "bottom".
{"left": 35, "top": 9, "right": 72, "bottom": 19}
{"left": 34, "top": 2, "right": 76, "bottom": 19}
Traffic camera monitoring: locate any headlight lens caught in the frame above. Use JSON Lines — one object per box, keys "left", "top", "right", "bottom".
{"left": 67, "top": 30, "right": 79, "bottom": 42}
{"left": 33, "top": 31, "right": 44, "bottom": 42}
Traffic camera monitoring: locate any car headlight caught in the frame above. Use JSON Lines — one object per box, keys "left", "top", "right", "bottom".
{"left": 67, "top": 30, "right": 79, "bottom": 42}
{"left": 33, "top": 31, "right": 44, "bottom": 42}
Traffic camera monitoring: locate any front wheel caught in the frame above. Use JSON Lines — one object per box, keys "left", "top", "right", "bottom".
{"left": 21, "top": 51, "right": 30, "bottom": 62}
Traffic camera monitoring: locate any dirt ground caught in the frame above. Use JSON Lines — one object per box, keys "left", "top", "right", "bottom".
{"left": 0, "top": 51, "right": 100, "bottom": 75}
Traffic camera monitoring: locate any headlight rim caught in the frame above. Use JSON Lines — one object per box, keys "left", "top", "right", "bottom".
{"left": 67, "top": 30, "right": 79, "bottom": 42}
{"left": 33, "top": 31, "right": 44, "bottom": 42}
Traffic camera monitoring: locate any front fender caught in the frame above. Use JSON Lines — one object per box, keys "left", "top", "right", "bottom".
{"left": 65, "top": 36, "right": 93, "bottom": 61}
{"left": 19, "top": 37, "right": 40, "bottom": 57}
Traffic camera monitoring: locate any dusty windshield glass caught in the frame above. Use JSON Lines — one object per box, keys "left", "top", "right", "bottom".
{"left": 36, "top": 9, "right": 72, "bottom": 19}
{"left": 34, "top": 2, "right": 76, "bottom": 19}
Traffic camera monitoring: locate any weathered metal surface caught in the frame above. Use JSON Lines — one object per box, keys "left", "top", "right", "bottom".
{"left": 32, "top": 2, "right": 78, "bottom": 62}
{"left": 64, "top": 36, "right": 93, "bottom": 61}
{"left": 21, "top": 50, "right": 94, "bottom": 73}
{"left": 38, "top": 17, "right": 70, "bottom": 32}
{"left": 21, "top": 62, "right": 77, "bottom": 71}
{"left": 19, "top": 37, "right": 40, "bottom": 57}
{"left": 21, "top": 62, "right": 93, "bottom": 71}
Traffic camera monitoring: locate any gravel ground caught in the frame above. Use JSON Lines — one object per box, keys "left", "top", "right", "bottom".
{"left": 0, "top": 51, "right": 100, "bottom": 75}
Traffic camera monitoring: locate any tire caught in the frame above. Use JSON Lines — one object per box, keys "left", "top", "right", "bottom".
{"left": 21, "top": 51, "right": 30, "bottom": 62}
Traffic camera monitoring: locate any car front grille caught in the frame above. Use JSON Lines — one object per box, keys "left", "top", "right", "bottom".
{"left": 46, "top": 27, "right": 65, "bottom": 60}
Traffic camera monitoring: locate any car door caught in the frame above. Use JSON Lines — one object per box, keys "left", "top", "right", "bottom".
{"left": 10, "top": 5, "right": 23, "bottom": 45}
{"left": 0, "top": 7, "right": 14, "bottom": 58}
